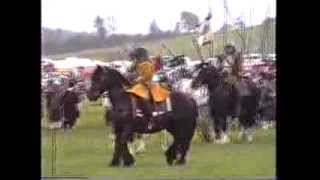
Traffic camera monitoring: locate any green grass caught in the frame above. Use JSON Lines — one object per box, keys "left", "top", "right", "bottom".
{"left": 41, "top": 99, "right": 275, "bottom": 178}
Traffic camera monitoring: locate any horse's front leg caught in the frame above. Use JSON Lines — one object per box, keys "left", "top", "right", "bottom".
{"left": 109, "top": 133, "right": 122, "bottom": 167}
{"left": 120, "top": 127, "right": 135, "bottom": 167}
{"left": 214, "top": 115, "right": 230, "bottom": 144}
{"left": 239, "top": 113, "right": 256, "bottom": 143}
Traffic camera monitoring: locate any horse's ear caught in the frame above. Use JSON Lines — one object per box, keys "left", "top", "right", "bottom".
{"left": 95, "top": 65, "right": 104, "bottom": 73}
{"left": 96, "top": 65, "right": 102, "bottom": 70}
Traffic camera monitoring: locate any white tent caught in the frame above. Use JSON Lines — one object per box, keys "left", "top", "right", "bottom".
{"left": 41, "top": 58, "right": 55, "bottom": 65}
{"left": 52, "top": 57, "right": 97, "bottom": 69}
{"left": 111, "top": 60, "right": 132, "bottom": 67}
{"left": 109, "top": 60, "right": 132, "bottom": 73}
{"left": 93, "top": 60, "right": 109, "bottom": 67}
{"left": 267, "top": 54, "right": 276, "bottom": 60}
{"left": 186, "top": 60, "right": 201, "bottom": 67}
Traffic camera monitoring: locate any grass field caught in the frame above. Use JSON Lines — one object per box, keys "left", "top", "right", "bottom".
{"left": 41, "top": 99, "right": 275, "bottom": 179}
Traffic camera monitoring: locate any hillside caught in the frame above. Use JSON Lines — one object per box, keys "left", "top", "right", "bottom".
{"left": 45, "top": 22, "right": 275, "bottom": 61}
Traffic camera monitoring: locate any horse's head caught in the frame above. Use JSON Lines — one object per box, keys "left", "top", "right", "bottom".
{"left": 191, "top": 62, "right": 222, "bottom": 90}
{"left": 87, "top": 65, "right": 131, "bottom": 101}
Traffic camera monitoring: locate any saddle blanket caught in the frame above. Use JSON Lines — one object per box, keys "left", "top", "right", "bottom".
{"left": 133, "top": 97, "right": 172, "bottom": 118}
{"left": 126, "top": 83, "right": 170, "bottom": 102}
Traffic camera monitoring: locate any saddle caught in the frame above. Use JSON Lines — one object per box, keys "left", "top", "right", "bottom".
{"left": 126, "top": 82, "right": 172, "bottom": 119}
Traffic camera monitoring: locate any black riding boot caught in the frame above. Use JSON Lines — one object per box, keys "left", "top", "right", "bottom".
{"left": 147, "top": 89, "right": 155, "bottom": 130}
{"left": 140, "top": 99, "right": 154, "bottom": 130}
{"left": 146, "top": 105, "right": 155, "bottom": 130}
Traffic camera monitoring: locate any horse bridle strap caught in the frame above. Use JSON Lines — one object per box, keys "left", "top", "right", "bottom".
{"left": 131, "top": 96, "right": 137, "bottom": 119}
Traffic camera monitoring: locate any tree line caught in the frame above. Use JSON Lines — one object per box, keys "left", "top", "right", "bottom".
{"left": 42, "top": 11, "right": 275, "bottom": 56}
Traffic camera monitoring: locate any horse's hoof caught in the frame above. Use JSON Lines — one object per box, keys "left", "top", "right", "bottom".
{"left": 123, "top": 156, "right": 135, "bottom": 167}
{"left": 175, "top": 159, "right": 186, "bottom": 165}
{"left": 109, "top": 161, "right": 120, "bottom": 167}
{"left": 167, "top": 161, "right": 174, "bottom": 166}
{"left": 167, "top": 158, "right": 175, "bottom": 166}
{"left": 166, "top": 157, "right": 174, "bottom": 166}
{"left": 123, "top": 163, "right": 135, "bottom": 167}
{"left": 123, "top": 160, "right": 135, "bottom": 167}
{"left": 165, "top": 152, "right": 174, "bottom": 165}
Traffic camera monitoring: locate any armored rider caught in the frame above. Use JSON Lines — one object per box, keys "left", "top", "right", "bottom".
{"left": 220, "top": 44, "right": 243, "bottom": 118}
{"left": 126, "top": 47, "right": 171, "bottom": 129}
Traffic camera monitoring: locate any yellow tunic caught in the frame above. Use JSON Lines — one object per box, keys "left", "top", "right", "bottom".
{"left": 126, "top": 60, "right": 170, "bottom": 102}
{"left": 137, "top": 61, "right": 155, "bottom": 83}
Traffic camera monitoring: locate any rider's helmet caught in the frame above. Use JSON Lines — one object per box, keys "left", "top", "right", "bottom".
{"left": 128, "top": 47, "right": 149, "bottom": 61}
{"left": 68, "top": 80, "right": 76, "bottom": 88}
{"left": 224, "top": 43, "right": 236, "bottom": 55}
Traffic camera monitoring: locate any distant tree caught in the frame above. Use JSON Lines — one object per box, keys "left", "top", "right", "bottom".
{"left": 174, "top": 22, "right": 181, "bottom": 34}
{"left": 262, "top": 17, "right": 276, "bottom": 25}
{"left": 94, "top": 16, "right": 106, "bottom": 46}
{"left": 149, "top": 20, "right": 162, "bottom": 34}
{"left": 180, "top": 11, "right": 199, "bottom": 32}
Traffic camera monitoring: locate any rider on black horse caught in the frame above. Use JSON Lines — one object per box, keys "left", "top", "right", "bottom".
{"left": 126, "top": 47, "right": 171, "bottom": 129}
{"left": 217, "top": 43, "right": 243, "bottom": 118}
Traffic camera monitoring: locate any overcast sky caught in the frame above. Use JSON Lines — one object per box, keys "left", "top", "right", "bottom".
{"left": 42, "top": 0, "right": 276, "bottom": 34}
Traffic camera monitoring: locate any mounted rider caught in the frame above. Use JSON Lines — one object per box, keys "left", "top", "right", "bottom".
{"left": 216, "top": 43, "right": 244, "bottom": 118}
{"left": 126, "top": 47, "right": 171, "bottom": 129}
{"left": 222, "top": 43, "right": 243, "bottom": 83}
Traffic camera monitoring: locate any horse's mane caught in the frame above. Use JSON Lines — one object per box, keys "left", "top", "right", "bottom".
{"left": 104, "top": 66, "right": 132, "bottom": 87}
{"left": 200, "top": 62, "right": 218, "bottom": 73}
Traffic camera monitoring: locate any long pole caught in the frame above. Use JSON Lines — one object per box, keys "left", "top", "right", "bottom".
{"left": 161, "top": 43, "right": 176, "bottom": 57}
{"left": 51, "top": 128, "right": 57, "bottom": 176}
{"left": 261, "top": 5, "right": 271, "bottom": 58}
{"left": 223, "top": 0, "right": 228, "bottom": 47}
{"left": 191, "top": 36, "right": 205, "bottom": 62}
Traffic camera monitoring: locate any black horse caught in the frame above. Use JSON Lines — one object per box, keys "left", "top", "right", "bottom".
{"left": 87, "top": 66, "right": 198, "bottom": 167}
{"left": 44, "top": 84, "right": 65, "bottom": 128}
{"left": 257, "top": 84, "right": 276, "bottom": 128}
{"left": 44, "top": 82, "right": 81, "bottom": 129}
{"left": 191, "top": 63, "right": 260, "bottom": 143}
{"left": 60, "top": 88, "right": 81, "bottom": 129}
